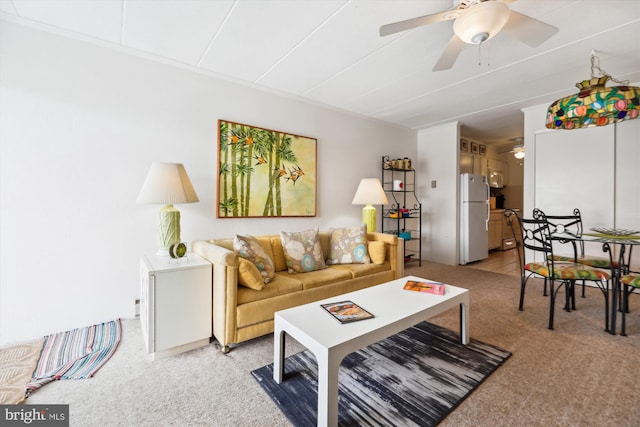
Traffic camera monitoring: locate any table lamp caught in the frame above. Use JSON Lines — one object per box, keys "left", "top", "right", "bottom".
{"left": 352, "top": 178, "right": 388, "bottom": 232}
{"left": 137, "top": 162, "right": 199, "bottom": 256}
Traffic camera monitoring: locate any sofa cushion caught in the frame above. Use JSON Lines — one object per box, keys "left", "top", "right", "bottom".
{"left": 326, "top": 225, "right": 370, "bottom": 265}
{"left": 368, "top": 240, "right": 386, "bottom": 265}
{"left": 237, "top": 274, "right": 303, "bottom": 305}
{"left": 280, "top": 228, "right": 327, "bottom": 273}
{"left": 317, "top": 231, "right": 330, "bottom": 259}
{"left": 237, "top": 258, "right": 264, "bottom": 290}
{"left": 234, "top": 235, "right": 275, "bottom": 283}
{"left": 278, "top": 267, "right": 352, "bottom": 290}
{"left": 270, "top": 237, "right": 288, "bottom": 272}
{"left": 331, "top": 261, "right": 390, "bottom": 278}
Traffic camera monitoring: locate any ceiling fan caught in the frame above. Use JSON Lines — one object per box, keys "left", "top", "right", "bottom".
{"left": 379, "top": 0, "right": 558, "bottom": 71}
{"left": 499, "top": 141, "right": 525, "bottom": 159}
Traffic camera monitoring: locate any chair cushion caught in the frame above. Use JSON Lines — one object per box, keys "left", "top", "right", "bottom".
{"left": 553, "top": 263, "right": 610, "bottom": 280}
{"left": 526, "top": 262, "right": 610, "bottom": 280}
{"left": 550, "top": 255, "right": 618, "bottom": 269}
{"left": 576, "top": 257, "right": 619, "bottom": 269}
{"left": 621, "top": 275, "right": 640, "bottom": 287}
{"left": 525, "top": 263, "right": 552, "bottom": 278}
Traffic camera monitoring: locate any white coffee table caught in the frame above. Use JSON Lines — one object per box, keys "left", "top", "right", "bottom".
{"left": 273, "top": 275, "right": 470, "bottom": 427}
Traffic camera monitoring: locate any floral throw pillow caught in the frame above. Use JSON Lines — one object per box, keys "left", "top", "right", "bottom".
{"left": 326, "top": 225, "right": 371, "bottom": 265}
{"left": 233, "top": 235, "right": 275, "bottom": 284}
{"left": 280, "top": 228, "right": 327, "bottom": 273}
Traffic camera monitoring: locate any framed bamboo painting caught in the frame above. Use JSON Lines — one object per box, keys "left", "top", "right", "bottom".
{"left": 217, "top": 120, "right": 317, "bottom": 218}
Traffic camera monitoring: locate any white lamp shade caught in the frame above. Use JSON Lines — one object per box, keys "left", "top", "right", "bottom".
{"left": 137, "top": 162, "right": 199, "bottom": 205}
{"left": 352, "top": 178, "right": 388, "bottom": 205}
{"left": 453, "top": 1, "right": 510, "bottom": 44}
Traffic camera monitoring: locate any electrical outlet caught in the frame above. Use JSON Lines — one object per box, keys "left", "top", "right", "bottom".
{"left": 135, "top": 299, "right": 140, "bottom": 317}
{"left": 431, "top": 180, "right": 437, "bottom": 188}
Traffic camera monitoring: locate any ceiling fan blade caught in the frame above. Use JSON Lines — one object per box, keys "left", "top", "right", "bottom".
{"left": 380, "top": 11, "right": 449, "bottom": 37}
{"left": 501, "top": 11, "right": 559, "bottom": 48}
{"left": 432, "top": 34, "right": 466, "bottom": 71}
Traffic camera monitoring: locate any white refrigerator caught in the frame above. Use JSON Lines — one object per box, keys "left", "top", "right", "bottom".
{"left": 460, "top": 173, "right": 489, "bottom": 265}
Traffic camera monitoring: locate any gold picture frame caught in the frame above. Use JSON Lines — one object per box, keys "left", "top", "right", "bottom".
{"left": 217, "top": 120, "right": 317, "bottom": 218}
{"left": 460, "top": 139, "right": 469, "bottom": 152}
{"left": 479, "top": 144, "right": 487, "bottom": 156}
{"left": 471, "top": 142, "right": 479, "bottom": 154}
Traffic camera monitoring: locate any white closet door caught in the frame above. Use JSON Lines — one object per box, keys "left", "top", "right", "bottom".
{"left": 533, "top": 125, "right": 615, "bottom": 259}
{"left": 615, "top": 119, "right": 640, "bottom": 230}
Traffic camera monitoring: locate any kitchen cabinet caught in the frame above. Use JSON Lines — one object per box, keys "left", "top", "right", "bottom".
{"left": 460, "top": 153, "right": 488, "bottom": 176}
{"left": 479, "top": 156, "right": 488, "bottom": 176}
{"left": 501, "top": 212, "right": 518, "bottom": 250}
{"left": 488, "top": 211, "right": 503, "bottom": 250}
{"left": 488, "top": 209, "right": 519, "bottom": 251}
{"left": 460, "top": 153, "right": 473, "bottom": 174}
{"left": 488, "top": 159, "right": 509, "bottom": 186}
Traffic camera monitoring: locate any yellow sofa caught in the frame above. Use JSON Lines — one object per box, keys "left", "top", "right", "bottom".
{"left": 192, "top": 231, "right": 402, "bottom": 352}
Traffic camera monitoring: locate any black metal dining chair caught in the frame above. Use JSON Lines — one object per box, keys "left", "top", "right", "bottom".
{"left": 618, "top": 244, "right": 640, "bottom": 336}
{"left": 507, "top": 209, "right": 611, "bottom": 330}
{"left": 544, "top": 208, "right": 619, "bottom": 298}
{"left": 621, "top": 274, "right": 640, "bottom": 335}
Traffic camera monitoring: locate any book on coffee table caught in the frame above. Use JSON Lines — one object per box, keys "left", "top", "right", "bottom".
{"left": 321, "top": 300, "right": 374, "bottom": 324}
{"left": 403, "top": 280, "right": 446, "bottom": 295}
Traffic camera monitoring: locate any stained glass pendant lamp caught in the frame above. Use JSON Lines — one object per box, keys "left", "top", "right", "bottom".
{"left": 546, "top": 50, "right": 639, "bottom": 130}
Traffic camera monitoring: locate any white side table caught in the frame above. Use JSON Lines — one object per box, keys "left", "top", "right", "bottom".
{"left": 140, "top": 253, "right": 212, "bottom": 360}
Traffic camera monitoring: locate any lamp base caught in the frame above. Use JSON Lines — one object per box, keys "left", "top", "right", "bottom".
{"left": 157, "top": 205, "right": 181, "bottom": 256}
{"left": 362, "top": 204, "right": 377, "bottom": 233}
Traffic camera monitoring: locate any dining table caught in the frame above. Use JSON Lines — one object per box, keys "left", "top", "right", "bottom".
{"left": 550, "top": 228, "right": 640, "bottom": 335}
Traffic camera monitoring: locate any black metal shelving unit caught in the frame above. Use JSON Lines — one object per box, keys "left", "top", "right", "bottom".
{"left": 380, "top": 155, "right": 422, "bottom": 266}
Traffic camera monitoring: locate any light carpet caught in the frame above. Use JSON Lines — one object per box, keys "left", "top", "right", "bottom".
{"left": 252, "top": 321, "right": 511, "bottom": 426}
{"left": 11, "top": 261, "right": 640, "bottom": 425}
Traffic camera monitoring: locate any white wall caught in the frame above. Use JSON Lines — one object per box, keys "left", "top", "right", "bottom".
{"left": 0, "top": 22, "right": 416, "bottom": 345}
{"left": 416, "top": 122, "right": 460, "bottom": 265}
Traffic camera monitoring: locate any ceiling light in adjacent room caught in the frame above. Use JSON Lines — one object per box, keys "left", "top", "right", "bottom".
{"left": 512, "top": 145, "right": 525, "bottom": 159}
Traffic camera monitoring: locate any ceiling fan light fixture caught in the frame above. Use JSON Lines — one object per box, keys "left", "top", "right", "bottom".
{"left": 453, "top": 1, "right": 510, "bottom": 45}
{"left": 546, "top": 51, "right": 640, "bottom": 130}
{"left": 512, "top": 144, "right": 525, "bottom": 159}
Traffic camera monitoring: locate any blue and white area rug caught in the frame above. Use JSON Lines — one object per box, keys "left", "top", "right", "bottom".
{"left": 25, "top": 319, "right": 122, "bottom": 397}
{"left": 252, "top": 321, "right": 511, "bottom": 426}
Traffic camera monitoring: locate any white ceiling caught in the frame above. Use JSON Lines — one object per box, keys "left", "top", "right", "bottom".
{"left": 2, "top": 0, "right": 639, "bottom": 147}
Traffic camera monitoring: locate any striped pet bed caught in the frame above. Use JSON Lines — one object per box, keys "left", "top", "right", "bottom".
{"left": 26, "top": 319, "right": 122, "bottom": 397}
